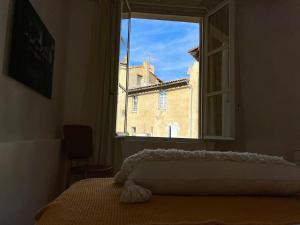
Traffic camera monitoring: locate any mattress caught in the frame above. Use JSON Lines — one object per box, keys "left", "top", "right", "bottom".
{"left": 36, "top": 178, "right": 300, "bottom": 225}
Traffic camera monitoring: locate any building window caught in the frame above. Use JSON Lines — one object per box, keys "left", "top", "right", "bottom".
{"left": 137, "top": 75, "right": 142, "bottom": 87}
{"left": 131, "top": 127, "right": 136, "bottom": 135}
{"left": 159, "top": 90, "right": 167, "bottom": 110}
{"left": 132, "top": 96, "right": 138, "bottom": 112}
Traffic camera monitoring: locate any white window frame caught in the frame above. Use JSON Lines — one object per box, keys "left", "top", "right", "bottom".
{"left": 132, "top": 96, "right": 138, "bottom": 112}
{"left": 158, "top": 90, "right": 167, "bottom": 110}
{"left": 202, "top": 0, "right": 235, "bottom": 140}
{"left": 116, "top": 0, "right": 235, "bottom": 141}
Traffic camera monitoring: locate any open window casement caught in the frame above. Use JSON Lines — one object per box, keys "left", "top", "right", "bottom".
{"left": 116, "top": 0, "right": 235, "bottom": 140}
{"left": 116, "top": 0, "right": 131, "bottom": 134}
{"left": 203, "top": 0, "right": 235, "bottom": 140}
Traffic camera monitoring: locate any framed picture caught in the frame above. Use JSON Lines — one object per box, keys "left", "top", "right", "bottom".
{"left": 9, "top": 0, "right": 55, "bottom": 98}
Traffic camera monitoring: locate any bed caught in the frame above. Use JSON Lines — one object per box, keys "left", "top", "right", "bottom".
{"left": 36, "top": 178, "right": 300, "bottom": 225}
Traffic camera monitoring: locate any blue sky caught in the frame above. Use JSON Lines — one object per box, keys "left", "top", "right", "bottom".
{"left": 120, "top": 18, "right": 199, "bottom": 81}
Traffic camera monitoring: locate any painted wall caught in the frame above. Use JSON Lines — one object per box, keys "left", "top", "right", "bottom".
{"left": 63, "top": 0, "right": 94, "bottom": 124}
{"left": 231, "top": 0, "right": 300, "bottom": 161}
{"left": 62, "top": 0, "right": 300, "bottom": 170}
{"left": 0, "top": 0, "right": 69, "bottom": 224}
{"left": 188, "top": 61, "right": 200, "bottom": 138}
{"left": 116, "top": 61, "right": 199, "bottom": 138}
{"left": 127, "top": 87, "right": 191, "bottom": 137}
{"left": 116, "top": 62, "right": 160, "bottom": 134}
{"left": 0, "top": 140, "right": 63, "bottom": 225}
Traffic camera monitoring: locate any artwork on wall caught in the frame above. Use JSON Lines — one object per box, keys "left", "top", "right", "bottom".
{"left": 9, "top": 0, "right": 55, "bottom": 98}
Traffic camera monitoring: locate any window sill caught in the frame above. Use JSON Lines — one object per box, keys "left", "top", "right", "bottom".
{"left": 115, "top": 135, "right": 235, "bottom": 142}
{"left": 203, "top": 136, "right": 235, "bottom": 141}
{"left": 115, "top": 136, "right": 201, "bottom": 143}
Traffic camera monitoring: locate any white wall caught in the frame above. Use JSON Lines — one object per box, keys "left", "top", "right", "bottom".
{"left": 0, "top": 140, "right": 63, "bottom": 225}
{"left": 63, "top": 0, "right": 95, "bottom": 124}
{"left": 0, "top": 0, "right": 69, "bottom": 224}
{"left": 62, "top": 0, "right": 300, "bottom": 169}
{"left": 234, "top": 0, "right": 300, "bottom": 161}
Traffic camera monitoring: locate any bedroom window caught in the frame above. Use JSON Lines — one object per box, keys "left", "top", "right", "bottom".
{"left": 116, "top": 0, "right": 235, "bottom": 140}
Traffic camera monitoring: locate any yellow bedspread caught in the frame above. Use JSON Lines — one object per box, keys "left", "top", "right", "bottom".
{"left": 36, "top": 178, "right": 300, "bottom": 225}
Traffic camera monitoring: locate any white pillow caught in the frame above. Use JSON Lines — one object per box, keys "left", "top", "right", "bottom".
{"left": 114, "top": 149, "right": 300, "bottom": 203}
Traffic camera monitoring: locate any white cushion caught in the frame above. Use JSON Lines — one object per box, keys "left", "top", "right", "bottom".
{"left": 129, "top": 160, "right": 300, "bottom": 196}
{"left": 115, "top": 149, "right": 300, "bottom": 203}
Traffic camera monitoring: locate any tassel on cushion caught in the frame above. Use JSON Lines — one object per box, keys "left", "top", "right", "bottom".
{"left": 120, "top": 180, "right": 152, "bottom": 203}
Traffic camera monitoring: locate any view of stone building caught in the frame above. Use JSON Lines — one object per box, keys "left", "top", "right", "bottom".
{"left": 116, "top": 48, "right": 199, "bottom": 138}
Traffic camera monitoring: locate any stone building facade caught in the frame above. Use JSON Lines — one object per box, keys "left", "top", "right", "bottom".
{"left": 116, "top": 49, "right": 199, "bottom": 138}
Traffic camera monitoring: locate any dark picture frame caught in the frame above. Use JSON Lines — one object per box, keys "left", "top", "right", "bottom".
{"left": 9, "top": 0, "right": 55, "bottom": 98}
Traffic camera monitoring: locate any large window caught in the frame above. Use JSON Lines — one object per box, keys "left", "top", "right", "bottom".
{"left": 116, "top": 0, "right": 234, "bottom": 140}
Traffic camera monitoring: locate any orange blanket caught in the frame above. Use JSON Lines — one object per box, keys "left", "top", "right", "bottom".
{"left": 36, "top": 178, "right": 300, "bottom": 225}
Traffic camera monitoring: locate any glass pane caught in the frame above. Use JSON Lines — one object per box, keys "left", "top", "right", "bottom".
{"left": 119, "top": 18, "right": 129, "bottom": 64}
{"left": 205, "top": 3, "right": 232, "bottom": 138}
{"left": 208, "top": 5, "right": 229, "bottom": 52}
{"left": 208, "top": 51, "right": 222, "bottom": 93}
{"left": 116, "top": 11, "right": 130, "bottom": 135}
{"left": 207, "top": 94, "right": 222, "bottom": 136}
{"left": 207, "top": 48, "right": 229, "bottom": 93}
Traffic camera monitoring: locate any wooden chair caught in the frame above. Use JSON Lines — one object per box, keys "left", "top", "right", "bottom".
{"left": 62, "top": 125, "right": 113, "bottom": 188}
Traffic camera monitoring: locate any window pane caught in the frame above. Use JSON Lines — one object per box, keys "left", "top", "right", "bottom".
{"left": 132, "top": 96, "right": 138, "bottom": 112}
{"left": 120, "top": 19, "right": 129, "bottom": 64}
{"left": 159, "top": 90, "right": 166, "bottom": 110}
{"left": 207, "top": 94, "right": 222, "bottom": 136}
{"left": 205, "top": 3, "right": 232, "bottom": 138}
{"left": 208, "top": 5, "right": 229, "bottom": 52}
{"left": 208, "top": 51, "right": 222, "bottom": 93}
{"left": 207, "top": 48, "right": 229, "bottom": 92}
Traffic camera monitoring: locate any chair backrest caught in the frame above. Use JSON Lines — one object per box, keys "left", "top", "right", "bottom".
{"left": 62, "top": 125, "right": 93, "bottom": 160}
